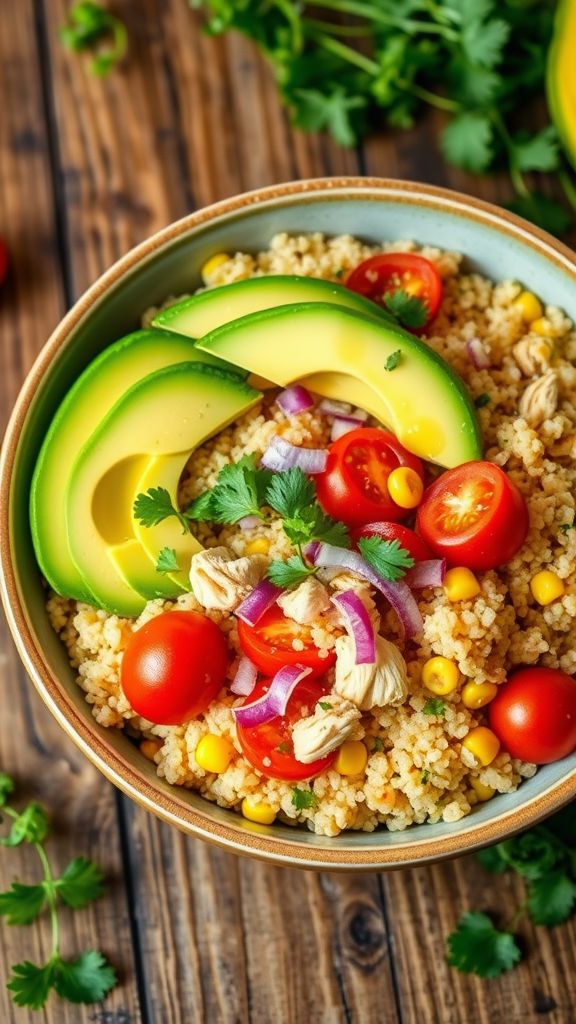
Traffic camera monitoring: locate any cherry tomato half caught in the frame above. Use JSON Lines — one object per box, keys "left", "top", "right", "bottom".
{"left": 346, "top": 252, "right": 443, "bottom": 330}
{"left": 121, "top": 611, "right": 229, "bottom": 726}
{"left": 315, "top": 427, "right": 424, "bottom": 528}
{"left": 238, "top": 605, "right": 335, "bottom": 678}
{"left": 352, "top": 521, "right": 434, "bottom": 562}
{"left": 236, "top": 677, "right": 336, "bottom": 781}
{"left": 489, "top": 667, "right": 576, "bottom": 764}
{"left": 416, "top": 461, "right": 529, "bottom": 570}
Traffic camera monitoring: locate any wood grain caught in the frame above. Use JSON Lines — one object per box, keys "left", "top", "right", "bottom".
{"left": 1, "top": 1, "right": 575, "bottom": 1022}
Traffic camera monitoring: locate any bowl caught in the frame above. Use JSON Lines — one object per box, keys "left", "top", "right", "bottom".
{"left": 2, "top": 177, "right": 575, "bottom": 870}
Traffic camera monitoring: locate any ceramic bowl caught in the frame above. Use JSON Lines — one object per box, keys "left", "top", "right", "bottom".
{"left": 2, "top": 178, "right": 575, "bottom": 870}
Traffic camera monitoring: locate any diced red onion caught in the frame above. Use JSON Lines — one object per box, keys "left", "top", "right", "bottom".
{"left": 260, "top": 436, "right": 328, "bottom": 474}
{"left": 405, "top": 559, "right": 446, "bottom": 589}
{"left": 276, "top": 385, "right": 314, "bottom": 416}
{"left": 230, "top": 656, "right": 258, "bottom": 696}
{"left": 305, "top": 542, "right": 423, "bottom": 639}
{"left": 331, "top": 589, "right": 376, "bottom": 664}
{"left": 233, "top": 665, "right": 312, "bottom": 727}
{"left": 235, "top": 579, "right": 282, "bottom": 626}
{"left": 238, "top": 515, "right": 262, "bottom": 531}
{"left": 331, "top": 417, "right": 364, "bottom": 442}
{"left": 466, "top": 338, "right": 491, "bottom": 370}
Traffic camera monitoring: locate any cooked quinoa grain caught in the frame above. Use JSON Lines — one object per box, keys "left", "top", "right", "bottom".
{"left": 48, "top": 232, "right": 576, "bottom": 836}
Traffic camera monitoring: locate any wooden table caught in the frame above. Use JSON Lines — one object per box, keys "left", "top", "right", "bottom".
{"left": 1, "top": 4, "right": 575, "bottom": 1022}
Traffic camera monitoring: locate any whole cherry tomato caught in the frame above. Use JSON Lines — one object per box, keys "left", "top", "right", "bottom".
{"left": 238, "top": 605, "right": 335, "bottom": 678}
{"left": 121, "top": 611, "right": 228, "bottom": 725}
{"left": 346, "top": 252, "right": 443, "bottom": 330}
{"left": 489, "top": 667, "right": 576, "bottom": 764}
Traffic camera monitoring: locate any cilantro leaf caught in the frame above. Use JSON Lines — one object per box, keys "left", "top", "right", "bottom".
{"left": 474, "top": 393, "right": 491, "bottom": 408}
{"left": 7, "top": 960, "right": 56, "bottom": 1010}
{"left": 55, "top": 857, "right": 104, "bottom": 910}
{"left": 476, "top": 844, "right": 509, "bottom": 874}
{"left": 559, "top": 522, "right": 575, "bottom": 534}
{"left": 462, "top": 17, "right": 510, "bottom": 69}
{"left": 292, "top": 86, "right": 367, "bottom": 147}
{"left": 384, "top": 348, "right": 403, "bottom": 371}
{"left": 420, "top": 769, "right": 430, "bottom": 784}
{"left": 497, "top": 833, "right": 560, "bottom": 880}
{"left": 155, "top": 547, "right": 180, "bottom": 575}
{"left": 266, "top": 468, "right": 316, "bottom": 520}
{"left": 422, "top": 697, "right": 446, "bottom": 717}
{"left": 134, "top": 486, "right": 189, "bottom": 534}
{"left": 184, "top": 489, "right": 216, "bottom": 521}
{"left": 184, "top": 455, "right": 270, "bottom": 525}
{"left": 291, "top": 786, "right": 317, "bottom": 811}
{"left": 60, "top": 2, "right": 127, "bottom": 78}
{"left": 0, "top": 882, "right": 47, "bottom": 925}
{"left": 267, "top": 555, "right": 315, "bottom": 589}
{"left": 513, "top": 126, "right": 559, "bottom": 174}
{"left": 266, "top": 468, "right": 349, "bottom": 548}
{"left": 1, "top": 803, "right": 49, "bottom": 847}
{"left": 0, "top": 773, "right": 15, "bottom": 806}
{"left": 373, "top": 737, "right": 384, "bottom": 752}
{"left": 307, "top": 506, "right": 349, "bottom": 548}
{"left": 528, "top": 871, "right": 576, "bottom": 927}
{"left": 53, "top": 950, "right": 117, "bottom": 1004}
{"left": 318, "top": 701, "right": 333, "bottom": 711}
{"left": 385, "top": 290, "right": 428, "bottom": 330}
{"left": 358, "top": 536, "right": 414, "bottom": 582}
{"left": 441, "top": 113, "right": 494, "bottom": 174}
{"left": 508, "top": 194, "right": 573, "bottom": 237}
{"left": 446, "top": 912, "right": 521, "bottom": 978}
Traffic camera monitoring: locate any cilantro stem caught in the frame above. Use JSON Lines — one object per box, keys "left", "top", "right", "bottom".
{"left": 308, "top": 0, "right": 458, "bottom": 39}
{"left": 35, "top": 842, "right": 59, "bottom": 959}
{"left": 308, "top": 29, "right": 379, "bottom": 75}
{"left": 491, "top": 110, "right": 530, "bottom": 199}
{"left": 558, "top": 168, "right": 576, "bottom": 215}
{"left": 305, "top": 18, "right": 373, "bottom": 38}
{"left": 505, "top": 899, "right": 528, "bottom": 934}
{"left": 401, "top": 82, "right": 459, "bottom": 112}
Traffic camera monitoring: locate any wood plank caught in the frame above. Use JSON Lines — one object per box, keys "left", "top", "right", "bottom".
{"left": 0, "top": 5, "right": 142, "bottom": 1022}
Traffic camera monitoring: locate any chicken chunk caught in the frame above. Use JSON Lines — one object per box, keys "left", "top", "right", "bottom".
{"left": 277, "top": 578, "right": 330, "bottom": 624}
{"left": 334, "top": 634, "right": 408, "bottom": 710}
{"left": 189, "top": 546, "right": 268, "bottom": 611}
{"left": 292, "top": 694, "right": 361, "bottom": 764}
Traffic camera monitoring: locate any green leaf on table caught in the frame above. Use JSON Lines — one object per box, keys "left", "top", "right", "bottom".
{"left": 508, "top": 194, "right": 573, "bottom": 237}
{"left": 291, "top": 87, "right": 366, "bottom": 147}
{"left": 53, "top": 950, "right": 117, "bottom": 1004}
{"left": 0, "top": 773, "right": 15, "bottom": 806}
{"left": 476, "top": 843, "right": 509, "bottom": 874}
{"left": 1, "top": 803, "right": 49, "bottom": 847}
{"left": 441, "top": 113, "right": 494, "bottom": 174}
{"left": 462, "top": 17, "right": 510, "bottom": 69}
{"left": 446, "top": 911, "right": 521, "bottom": 978}
{"left": 55, "top": 856, "right": 105, "bottom": 909}
{"left": 528, "top": 871, "right": 576, "bottom": 926}
{"left": 0, "top": 882, "right": 47, "bottom": 925}
{"left": 512, "top": 126, "right": 559, "bottom": 173}
{"left": 497, "top": 832, "right": 560, "bottom": 880}
{"left": 7, "top": 960, "right": 56, "bottom": 1010}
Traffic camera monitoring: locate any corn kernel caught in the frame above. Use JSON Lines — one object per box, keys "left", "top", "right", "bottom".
{"left": 200, "top": 252, "right": 230, "bottom": 283}
{"left": 195, "top": 734, "right": 235, "bottom": 774}
{"left": 444, "top": 567, "right": 481, "bottom": 602}
{"left": 470, "top": 777, "right": 496, "bottom": 802}
{"left": 514, "top": 290, "right": 543, "bottom": 323}
{"left": 422, "top": 656, "right": 460, "bottom": 695}
{"left": 530, "top": 570, "right": 565, "bottom": 606}
{"left": 531, "top": 317, "right": 553, "bottom": 337}
{"left": 462, "top": 726, "right": 500, "bottom": 767}
{"left": 387, "top": 467, "right": 424, "bottom": 509}
{"left": 461, "top": 681, "right": 498, "bottom": 709}
{"left": 241, "top": 796, "right": 277, "bottom": 825}
{"left": 245, "top": 537, "right": 270, "bottom": 555}
{"left": 140, "top": 739, "right": 162, "bottom": 762}
{"left": 334, "top": 740, "right": 368, "bottom": 776}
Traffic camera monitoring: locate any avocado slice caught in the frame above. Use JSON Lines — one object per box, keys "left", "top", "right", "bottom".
{"left": 196, "top": 303, "right": 482, "bottom": 468}
{"left": 65, "top": 363, "right": 261, "bottom": 617}
{"left": 30, "top": 328, "right": 233, "bottom": 602}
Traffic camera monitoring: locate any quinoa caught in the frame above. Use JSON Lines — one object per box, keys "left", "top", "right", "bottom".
{"left": 47, "top": 232, "right": 576, "bottom": 837}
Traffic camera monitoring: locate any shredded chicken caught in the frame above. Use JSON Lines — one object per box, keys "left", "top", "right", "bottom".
{"left": 518, "top": 369, "right": 558, "bottom": 427}
{"left": 292, "top": 694, "right": 361, "bottom": 764}
{"left": 513, "top": 337, "right": 552, "bottom": 377}
{"left": 334, "top": 634, "right": 408, "bottom": 710}
{"left": 189, "top": 546, "right": 268, "bottom": 611}
{"left": 277, "top": 577, "right": 330, "bottom": 624}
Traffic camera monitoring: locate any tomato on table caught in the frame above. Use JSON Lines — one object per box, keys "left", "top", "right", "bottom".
{"left": 315, "top": 427, "right": 425, "bottom": 528}
{"left": 352, "top": 521, "right": 433, "bottom": 562}
{"left": 416, "top": 461, "right": 528, "bottom": 570}
{"left": 236, "top": 677, "right": 336, "bottom": 781}
{"left": 346, "top": 252, "right": 443, "bottom": 330}
{"left": 489, "top": 667, "right": 576, "bottom": 764}
{"left": 121, "top": 611, "right": 229, "bottom": 725}
{"left": 238, "top": 605, "right": 335, "bottom": 678}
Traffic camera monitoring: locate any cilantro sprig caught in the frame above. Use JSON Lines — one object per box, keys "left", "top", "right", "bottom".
{"left": 60, "top": 1, "right": 127, "bottom": 77}
{"left": 155, "top": 547, "right": 180, "bottom": 574}
{"left": 357, "top": 536, "right": 415, "bottom": 582}
{"left": 446, "top": 805, "right": 576, "bottom": 978}
{"left": 384, "top": 291, "right": 428, "bottom": 330}
{"left": 0, "top": 772, "right": 116, "bottom": 1011}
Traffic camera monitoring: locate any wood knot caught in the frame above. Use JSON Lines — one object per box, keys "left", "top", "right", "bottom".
{"left": 344, "top": 901, "right": 387, "bottom": 972}
{"left": 533, "top": 990, "right": 557, "bottom": 1015}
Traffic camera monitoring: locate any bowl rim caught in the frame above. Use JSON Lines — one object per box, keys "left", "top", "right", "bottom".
{"left": 2, "top": 175, "right": 575, "bottom": 870}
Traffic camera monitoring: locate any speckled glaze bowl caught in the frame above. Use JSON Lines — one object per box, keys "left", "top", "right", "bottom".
{"left": 2, "top": 178, "right": 575, "bottom": 870}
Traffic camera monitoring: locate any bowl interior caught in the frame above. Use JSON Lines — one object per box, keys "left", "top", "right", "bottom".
{"left": 4, "top": 181, "right": 576, "bottom": 868}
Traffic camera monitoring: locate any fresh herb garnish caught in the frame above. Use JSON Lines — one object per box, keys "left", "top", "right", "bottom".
{"left": 474, "top": 393, "right": 492, "bottom": 409}
{"left": 559, "top": 520, "right": 575, "bottom": 534}
{"left": 318, "top": 701, "right": 333, "bottom": 711}
{"left": 420, "top": 769, "right": 430, "bottom": 784}
{"left": 384, "top": 348, "right": 403, "bottom": 371}
{"left": 0, "top": 772, "right": 116, "bottom": 1010}
{"left": 267, "top": 554, "right": 316, "bottom": 590}
{"left": 357, "top": 536, "right": 415, "bottom": 582}
{"left": 155, "top": 547, "right": 180, "bottom": 574}
{"left": 266, "top": 468, "right": 350, "bottom": 548}
{"left": 60, "top": 1, "right": 127, "bottom": 77}
{"left": 372, "top": 737, "right": 384, "bottom": 752}
{"left": 186, "top": 454, "right": 273, "bottom": 525}
{"left": 291, "top": 786, "right": 317, "bottom": 811}
{"left": 134, "top": 486, "right": 190, "bottom": 534}
{"left": 447, "top": 912, "right": 521, "bottom": 979}
{"left": 422, "top": 697, "right": 446, "bottom": 717}
{"left": 384, "top": 290, "right": 429, "bottom": 330}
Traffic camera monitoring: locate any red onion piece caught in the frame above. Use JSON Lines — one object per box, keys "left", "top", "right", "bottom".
{"left": 466, "top": 338, "right": 491, "bottom": 370}
{"left": 230, "top": 656, "right": 258, "bottom": 696}
{"left": 238, "top": 515, "right": 262, "bottom": 531}
{"left": 405, "top": 559, "right": 447, "bottom": 589}
{"left": 260, "top": 436, "right": 328, "bottom": 474}
{"left": 276, "top": 385, "right": 314, "bottom": 416}
{"left": 306, "top": 542, "right": 423, "bottom": 639}
{"left": 331, "top": 589, "right": 376, "bottom": 664}
{"left": 233, "top": 665, "right": 312, "bottom": 727}
{"left": 331, "top": 417, "right": 364, "bottom": 442}
{"left": 235, "top": 579, "right": 282, "bottom": 626}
